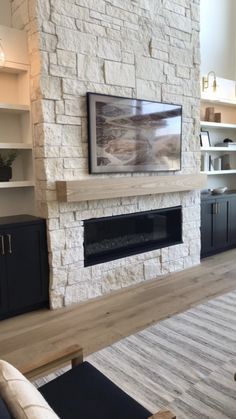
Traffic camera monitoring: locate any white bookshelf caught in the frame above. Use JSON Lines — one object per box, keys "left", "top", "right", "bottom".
{"left": 0, "top": 25, "right": 35, "bottom": 217}
{"left": 201, "top": 95, "right": 236, "bottom": 189}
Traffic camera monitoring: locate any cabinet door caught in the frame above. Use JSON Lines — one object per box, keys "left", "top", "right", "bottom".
{"left": 0, "top": 234, "right": 8, "bottom": 316}
{"left": 213, "top": 199, "right": 229, "bottom": 251}
{"left": 4, "top": 223, "right": 48, "bottom": 312}
{"left": 201, "top": 200, "right": 214, "bottom": 256}
{"left": 228, "top": 196, "right": 236, "bottom": 246}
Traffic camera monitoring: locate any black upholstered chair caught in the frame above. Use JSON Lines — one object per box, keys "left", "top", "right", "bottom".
{"left": 40, "top": 361, "right": 155, "bottom": 419}
{"left": 0, "top": 398, "right": 11, "bottom": 419}
{"left": 0, "top": 346, "right": 176, "bottom": 419}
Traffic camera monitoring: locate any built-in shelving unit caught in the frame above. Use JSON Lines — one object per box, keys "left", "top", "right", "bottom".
{"left": 200, "top": 90, "right": 236, "bottom": 190}
{"left": 200, "top": 80, "right": 236, "bottom": 260}
{"left": 0, "top": 25, "right": 35, "bottom": 217}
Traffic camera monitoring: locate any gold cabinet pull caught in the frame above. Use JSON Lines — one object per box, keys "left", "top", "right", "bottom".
{"left": 7, "top": 234, "right": 12, "bottom": 254}
{"left": 212, "top": 203, "right": 217, "bottom": 214}
{"left": 0, "top": 235, "right": 5, "bottom": 256}
{"left": 212, "top": 202, "right": 220, "bottom": 215}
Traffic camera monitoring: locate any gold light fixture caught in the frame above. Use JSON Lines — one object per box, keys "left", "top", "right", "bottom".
{"left": 0, "top": 39, "right": 5, "bottom": 66}
{"left": 202, "top": 71, "right": 217, "bottom": 93}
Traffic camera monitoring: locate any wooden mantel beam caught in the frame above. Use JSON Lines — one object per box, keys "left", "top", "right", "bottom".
{"left": 56, "top": 174, "right": 207, "bottom": 203}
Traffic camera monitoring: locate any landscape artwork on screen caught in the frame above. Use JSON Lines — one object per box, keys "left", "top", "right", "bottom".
{"left": 87, "top": 93, "right": 182, "bottom": 173}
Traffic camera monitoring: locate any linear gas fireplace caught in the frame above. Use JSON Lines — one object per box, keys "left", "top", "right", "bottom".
{"left": 84, "top": 206, "right": 182, "bottom": 266}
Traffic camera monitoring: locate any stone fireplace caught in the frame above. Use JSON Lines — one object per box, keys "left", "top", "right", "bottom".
{"left": 11, "top": 0, "right": 201, "bottom": 309}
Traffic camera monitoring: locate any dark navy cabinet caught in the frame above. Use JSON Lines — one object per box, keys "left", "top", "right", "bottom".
{"left": 201, "top": 198, "right": 215, "bottom": 256}
{"left": 228, "top": 196, "right": 236, "bottom": 246}
{"left": 201, "top": 192, "right": 236, "bottom": 258}
{"left": 0, "top": 215, "right": 49, "bottom": 320}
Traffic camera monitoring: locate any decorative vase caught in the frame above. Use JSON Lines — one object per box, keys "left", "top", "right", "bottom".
{"left": 0, "top": 166, "right": 12, "bottom": 182}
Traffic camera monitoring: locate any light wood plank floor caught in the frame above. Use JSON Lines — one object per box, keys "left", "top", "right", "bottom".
{"left": 1, "top": 249, "right": 236, "bottom": 372}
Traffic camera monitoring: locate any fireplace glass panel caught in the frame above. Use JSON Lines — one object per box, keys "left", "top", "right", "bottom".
{"left": 84, "top": 206, "right": 182, "bottom": 266}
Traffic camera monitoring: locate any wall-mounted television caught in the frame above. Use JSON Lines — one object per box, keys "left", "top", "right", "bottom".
{"left": 87, "top": 93, "right": 182, "bottom": 174}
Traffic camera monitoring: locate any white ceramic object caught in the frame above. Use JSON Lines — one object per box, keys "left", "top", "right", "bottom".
{"left": 212, "top": 186, "right": 228, "bottom": 195}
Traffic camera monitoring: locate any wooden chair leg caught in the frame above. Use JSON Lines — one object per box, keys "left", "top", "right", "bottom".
{"left": 71, "top": 351, "right": 83, "bottom": 368}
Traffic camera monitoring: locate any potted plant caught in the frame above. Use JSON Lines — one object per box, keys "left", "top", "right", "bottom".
{"left": 0, "top": 151, "right": 18, "bottom": 182}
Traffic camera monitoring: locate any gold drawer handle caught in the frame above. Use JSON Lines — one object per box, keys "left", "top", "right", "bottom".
{"left": 0, "top": 235, "right": 5, "bottom": 256}
{"left": 7, "top": 234, "right": 12, "bottom": 254}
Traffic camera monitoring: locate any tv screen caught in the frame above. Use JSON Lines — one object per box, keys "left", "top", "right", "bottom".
{"left": 87, "top": 93, "right": 182, "bottom": 174}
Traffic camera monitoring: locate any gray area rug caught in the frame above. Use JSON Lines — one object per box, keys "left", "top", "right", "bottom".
{"left": 87, "top": 291, "right": 236, "bottom": 418}
{"left": 36, "top": 291, "right": 236, "bottom": 418}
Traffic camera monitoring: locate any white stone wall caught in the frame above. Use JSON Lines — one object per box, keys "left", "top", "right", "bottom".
{"left": 11, "top": 0, "right": 201, "bottom": 309}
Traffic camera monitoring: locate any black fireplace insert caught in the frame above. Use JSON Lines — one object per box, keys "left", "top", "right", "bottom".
{"left": 84, "top": 206, "right": 182, "bottom": 266}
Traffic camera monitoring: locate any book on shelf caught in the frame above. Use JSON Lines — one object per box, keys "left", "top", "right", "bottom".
{"left": 201, "top": 153, "right": 210, "bottom": 171}
{"left": 201, "top": 154, "right": 233, "bottom": 172}
{"left": 221, "top": 154, "right": 231, "bottom": 170}
{"left": 209, "top": 155, "right": 215, "bottom": 171}
{"left": 201, "top": 154, "right": 219, "bottom": 172}
{"left": 213, "top": 157, "right": 222, "bottom": 171}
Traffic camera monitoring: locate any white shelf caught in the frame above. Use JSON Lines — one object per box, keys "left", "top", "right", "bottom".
{"left": 0, "top": 180, "right": 34, "bottom": 188}
{"left": 200, "top": 121, "right": 236, "bottom": 129}
{"left": 0, "top": 62, "right": 28, "bottom": 74}
{"left": 201, "top": 170, "right": 236, "bottom": 175}
{"left": 0, "top": 142, "right": 32, "bottom": 149}
{"left": 201, "top": 97, "right": 236, "bottom": 107}
{"left": 0, "top": 103, "right": 30, "bottom": 113}
{"left": 201, "top": 147, "right": 236, "bottom": 152}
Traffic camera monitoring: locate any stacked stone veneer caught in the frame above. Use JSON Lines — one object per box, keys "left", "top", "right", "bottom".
{"left": 11, "top": 0, "right": 201, "bottom": 309}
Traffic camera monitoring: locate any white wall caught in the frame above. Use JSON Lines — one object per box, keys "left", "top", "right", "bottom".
{"left": 200, "top": 0, "right": 236, "bottom": 79}
{"left": 0, "top": 0, "right": 11, "bottom": 27}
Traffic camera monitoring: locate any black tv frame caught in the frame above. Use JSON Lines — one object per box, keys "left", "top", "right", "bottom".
{"left": 87, "top": 92, "right": 182, "bottom": 174}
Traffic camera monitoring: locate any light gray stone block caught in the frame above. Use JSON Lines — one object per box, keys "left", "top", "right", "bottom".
{"left": 144, "top": 260, "right": 162, "bottom": 280}
{"left": 104, "top": 61, "right": 135, "bottom": 87}
{"left": 40, "top": 75, "right": 61, "bottom": 100}
{"left": 56, "top": 26, "right": 97, "bottom": 55}
{"left": 77, "top": 54, "right": 104, "bottom": 83}
{"left": 136, "top": 56, "right": 164, "bottom": 82}
{"left": 97, "top": 37, "right": 121, "bottom": 61}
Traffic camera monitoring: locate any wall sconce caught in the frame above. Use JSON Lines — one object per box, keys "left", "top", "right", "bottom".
{"left": 0, "top": 39, "right": 5, "bottom": 66}
{"left": 202, "top": 71, "right": 217, "bottom": 93}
